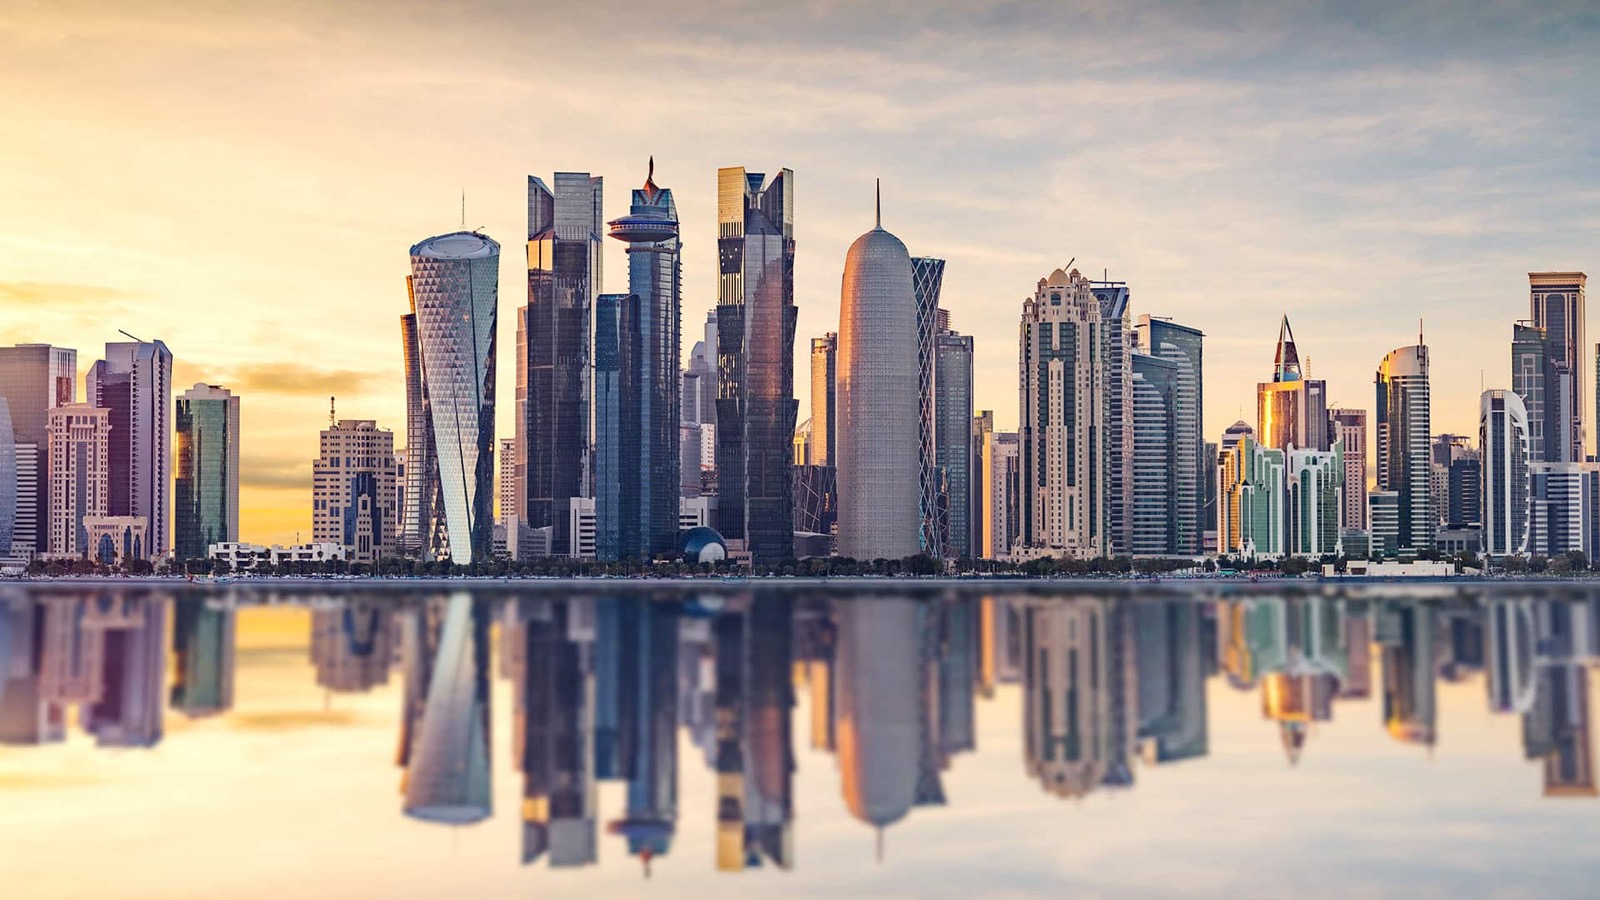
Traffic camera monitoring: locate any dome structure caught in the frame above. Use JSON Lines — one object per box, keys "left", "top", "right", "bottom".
{"left": 681, "top": 526, "right": 728, "bottom": 565}
{"left": 835, "top": 184, "right": 921, "bottom": 561}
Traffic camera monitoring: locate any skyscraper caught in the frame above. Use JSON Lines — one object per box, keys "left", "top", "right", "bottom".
{"left": 1376, "top": 343, "right": 1432, "bottom": 558}
{"left": 1512, "top": 321, "right": 1573, "bottom": 464}
{"left": 934, "top": 330, "right": 975, "bottom": 558}
{"left": 1090, "top": 281, "right": 1134, "bottom": 557}
{"left": 86, "top": 339, "right": 172, "bottom": 556}
{"left": 313, "top": 420, "right": 399, "bottom": 564}
{"left": 1135, "top": 315, "right": 1204, "bottom": 556}
{"left": 46, "top": 404, "right": 109, "bottom": 557}
{"left": 604, "top": 161, "right": 682, "bottom": 559}
{"left": 593, "top": 292, "right": 629, "bottom": 561}
{"left": 174, "top": 384, "right": 239, "bottom": 560}
{"left": 1217, "top": 432, "right": 1285, "bottom": 560}
{"left": 519, "top": 173, "right": 603, "bottom": 558}
{"left": 1257, "top": 316, "right": 1328, "bottom": 452}
{"left": 1431, "top": 434, "right": 1481, "bottom": 528}
{"left": 408, "top": 231, "right": 499, "bottom": 565}
{"left": 809, "top": 334, "right": 837, "bottom": 466}
{"left": 1019, "top": 268, "right": 1114, "bottom": 559}
{"left": 0, "top": 401, "right": 13, "bottom": 559}
{"left": 715, "top": 166, "right": 797, "bottom": 563}
{"left": 1529, "top": 272, "right": 1586, "bottom": 463}
{"left": 1286, "top": 443, "right": 1345, "bottom": 557}
{"left": 497, "top": 437, "right": 515, "bottom": 525}
{"left": 912, "top": 257, "right": 946, "bottom": 556}
{"left": 1480, "top": 389, "right": 1530, "bottom": 558}
{"left": 835, "top": 192, "right": 920, "bottom": 562}
{"left": 399, "top": 290, "right": 435, "bottom": 556}
{"left": 0, "top": 344, "right": 76, "bottom": 556}
{"left": 1131, "top": 351, "right": 1179, "bottom": 556}
{"left": 1328, "top": 407, "right": 1368, "bottom": 530}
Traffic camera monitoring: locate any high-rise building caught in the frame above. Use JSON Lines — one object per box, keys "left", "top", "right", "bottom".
{"left": 1257, "top": 316, "right": 1328, "bottom": 452}
{"left": 0, "top": 344, "right": 76, "bottom": 556}
{"left": 593, "top": 291, "right": 629, "bottom": 561}
{"left": 715, "top": 167, "right": 797, "bottom": 563}
{"left": 86, "top": 339, "right": 172, "bottom": 556}
{"left": 399, "top": 290, "right": 434, "bottom": 556}
{"left": 518, "top": 173, "right": 603, "bottom": 558}
{"left": 1480, "top": 389, "right": 1531, "bottom": 558}
{"left": 1131, "top": 352, "right": 1178, "bottom": 556}
{"left": 809, "top": 334, "right": 837, "bottom": 466}
{"left": 313, "top": 420, "right": 399, "bottom": 564}
{"left": 409, "top": 231, "right": 498, "bottom": 565}
{"left": 0, "top": 400, "right": 13, "bottom": 559}
{"left": 1431, "top": 434, "right": 1481, "bottom": 528}
{"left": 1217, "top": 432, "right": 1285, "bottom": 560}
{"left": 1368, "top": 490, "right": 1400, "bottom": 558}
{"left": 1376, "top": 343, "right": 1432, "bottom": 558}
{"left": 497, "top": 437, "right": 515, "bottom": 525}
{"left": 1019, "top": 268, "right": 1116, "bottom": 559}
{"left": 1512, "top": 322, "right": 1574, "bottom": 464}
{"left": 1529, "top": 463, "right": 1586, "bottom": 557}
{"left": 682, "top": 311, "right": 718, "bottom": 496}
{"left": 980, "top": 430, "right": 1020, "bottom": 559}
{"left": 912, "top": 257, "right": 946, "bottom": 556}
{"left": 1286, "top": 443, "right": 1344, "bottom": 557}
{"left": 604, "top": 160, "right": 682, "bottom": 560}
{"left": 835, "top": 194, "right": 919, "bottom": 561}
{"left": 1529, "top": 272, "right": 1586, "bottom": 463}
{"left": 1135, "top": 315, "right": 1204, "bottom": 556}
{"left": 934, "top": 330, "right": 975, "bottom": 558}
{"left": 46, "top": 404, "right": 109, "bottom": 557}
{"left": 1090, "top": 281, "right": 1134, "bottom": 557}
{"left": 1328, "top": 407, "right": 1368, "bottom": 530}
{"left": 173, "top": 384, "right": 239, "bottom": 560}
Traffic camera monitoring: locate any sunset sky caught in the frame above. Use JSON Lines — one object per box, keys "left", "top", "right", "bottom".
{"left": 2, "top": 1, "right": 1597, "bottom": 545}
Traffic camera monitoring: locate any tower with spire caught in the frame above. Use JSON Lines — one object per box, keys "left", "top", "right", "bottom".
{"left": 1256, "top": 314, "right": 1329, "bottom": 451}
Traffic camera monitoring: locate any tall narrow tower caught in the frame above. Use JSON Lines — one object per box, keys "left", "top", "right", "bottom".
{"left": 835, "top": 187, "right": 920, "bottom": 561}
{"left": 715, "top": 166, "right": 797, "bottom": 563}
{"left": 1375, "top": 343, "right": 1432, "bottom": 558}
{"left": 1528, "top": 272, "right": 1586, "bottom": 462}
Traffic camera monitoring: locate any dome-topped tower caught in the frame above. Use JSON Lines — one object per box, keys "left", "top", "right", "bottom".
{"left": 835, "top": 183, "right": 921, "bottom": 561}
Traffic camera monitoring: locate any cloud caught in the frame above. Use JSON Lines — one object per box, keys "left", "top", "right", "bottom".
{"left": 0, "top": 280, "right": 132, "bottom": 306}
{"left": 224, "top": 362, "right": 384, "bottom": 397}
{"left": 241, "top": 453, "right": 307, "bottom": 490}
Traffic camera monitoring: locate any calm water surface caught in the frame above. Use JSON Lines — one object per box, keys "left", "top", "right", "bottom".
{"left": 2, "top": 584, "right": 1599, "bottom": 898}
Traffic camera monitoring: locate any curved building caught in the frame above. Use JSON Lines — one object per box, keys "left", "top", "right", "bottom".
{"left": 409, "top": 231, "right": 499, "bottom": 565}
{"left": 1480, "top": 389, "right": 1530, "bottom": 557}
{"left": 834, "top": 598, "right": 921, "bottom": 832}
{"left": 835, "top": 193, "right": 920, "bottom": 561}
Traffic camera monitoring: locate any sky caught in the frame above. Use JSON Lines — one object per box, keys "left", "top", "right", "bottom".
{"left": 1, "top": 1, "right": 1597, "bottom": 545}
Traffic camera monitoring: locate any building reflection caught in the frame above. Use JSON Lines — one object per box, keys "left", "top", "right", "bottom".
{"left": 7, "top": 585, "right": 1600, "bottom": 875}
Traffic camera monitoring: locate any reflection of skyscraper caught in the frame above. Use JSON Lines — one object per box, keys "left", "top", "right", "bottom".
{"left": 170, "top": 599, "right": 235, "bottom": 717}
{"left": 1022, "top": 598, "right": 1122, "bottom": 798}
{"left": 1134, "top": 600, "right": 1209, "bottom": 764}
{"left": 402, "top": 595, "right": 492, "bottom": 824}
{"left": 1525, "top": 663, "right": 1596, "bottom": 797}
{"left": 409, "top": 232, "right": 499, "bottom": 565}
{"left": 1486, "top": 599, "right": 1537, "bottom": 714}
{"left": 311, "top": 601, "right": 394, "bottom": 693}
{"left": 511, "top": 597, "right": 597, "bottom": 866}
{"left": 82, "top": 595, "right": 168, "bottom": 748}
{"left": 0, "top": 601, "right": 66, "bottom": 745}
{"left": 834, "top": 598, "right": 920, "bottom": 841}
{"left": 1377, "top": 602, "right": 1436, "bottom": 747}
{"left": 715, "top": 167, "right": 798, "bottom": 563}
{"left": 606, "top": 598, "right": 681, "bottom": 871}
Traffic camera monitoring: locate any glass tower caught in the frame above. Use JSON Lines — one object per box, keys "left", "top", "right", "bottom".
{"left": 1376, "top": 344, "right": 1432, "bottom": 558}
{"left": 605, "top": 160, "right": 682, "bottom": 559}
{"left": 408, "top": 231, "right": 499, "bottom": 565}
{"left": 715, "top": 167, "right": 797, "bottom": 563}
{"left": 0, "top": 344, "right": 76, "bottom": 556}
{"left": 912, "top": 257, "right": 945, "bottom": 556}
{"left": 1528, "top": 272, "right": 1586, "bottom": 463}
{"left": 1479, "top": 389, "right": 1530, "bottom": 557}
{"left": 86, "top": 339, "right": 172, "bottom": 556}
{"left": 934, "top": 330, "right": 975, "bottom": 557}
{"left": 1256, "top": 316, "right": 1329, "bottom": 453}
{"left": 1090, "top": 282, "right": 1133, "bottom": 558}
{"left": 173, "top": 384, "right": 239, "bottom": 560}
{"left": 1136, "top": 315, "right": 1205, "bottom": 556}
{"left": 519, "top": 173, "right": 603, "bottom": 557}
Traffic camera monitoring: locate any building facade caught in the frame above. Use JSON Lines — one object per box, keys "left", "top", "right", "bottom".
{"left": 174, "top": 384, "right": 239, "bottom": 560}
{"left": 835, "top": 199, "right": 920, "bottom": 561}
{"left": 1090, "top": 282, "right": 1133, "bottom": 557}
{"left": 1329, "top": 407, "right": 1368, "bottom": 530}
{"left": 1480, "top": 389, "right": 1531, "bottom": 558}
{"left": 1512, "top": 321, "right": 1574, "bottom": 464}
{"left": 1376, "top": 344, "right": 1432, "bottom": 558}
{"left": 86, "top": 339, "right": 172, "bottom": 556}
{"left": 1135, "top": 315, "right": 1204, "bottom": 556}
{"left": 981, "top": 431, "right": 1020, "bottom": 559}
{"left": 934, "top": 330, "right": 975, "bottom": 558}
{"left": 1217, "top": 433, "right": 1285, "bottom": 560}
{"left": 409, "top": 231, "right": 499, "bottom": 565}
{"left": 1286, "top": 443, "right": 1344, "bottom": 557}
{"left": 1019, "top": 268, "right": 1114, "bottom": 559}
{"left": 0, "top": 344, "right": 77, "bottom": 556}
{"left": 912, "top": 257, "right": 945, "bottom": 556}
{"left": 809, "top": 333, "right": 837, "bottom": 466}
{"left": 1528, "top": 272, "right": 1586, "bottom": 463}
{"left": 313, "top": 420, "right": 399, "bottom": 564}
{"left": 1256, "top": 316, "right": 1328, "bottom": 452}
{"left": 715, "top": 166, "right": 797, "bottom": 563}
{"left": 518, "top": 173, "right": 603, "bottom": 557}
{"left": 46, "top": 404, "right": 109, "bottom": 557}
{"left": 604, "top": 160, "right": 682, "bottom": 559}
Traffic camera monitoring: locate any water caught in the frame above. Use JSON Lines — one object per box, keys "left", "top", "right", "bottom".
{"left": 2, "top": 583, "right": 1598, "bottom": 898}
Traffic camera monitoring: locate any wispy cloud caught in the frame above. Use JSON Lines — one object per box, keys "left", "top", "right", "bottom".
{"left": 224, "top": 363, "right": 384, "bottom": 398}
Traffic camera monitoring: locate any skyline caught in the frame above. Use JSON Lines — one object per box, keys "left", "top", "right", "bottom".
{"left": 3, "top": 3, "right": 1599, "bottom": 544}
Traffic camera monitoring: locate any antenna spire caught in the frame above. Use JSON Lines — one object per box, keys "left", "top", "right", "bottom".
{"left": 875, "top": 178, "right": 881, "bottom": 229}
{"left": 329, "top": 396, "right": 335, "bottom": 428}
{"left": 460, "top": 190, "right": 466, "bottom": 229}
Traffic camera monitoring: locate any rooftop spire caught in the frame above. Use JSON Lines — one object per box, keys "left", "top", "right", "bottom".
{"left": 642, "top": 156, "right": 660, "bottom": 199}
{"left": 875, "top": 178, "right": 881, "bottom": 229}
{"left": 1273, "top": 314, "right": 1303, "bottom": 383}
